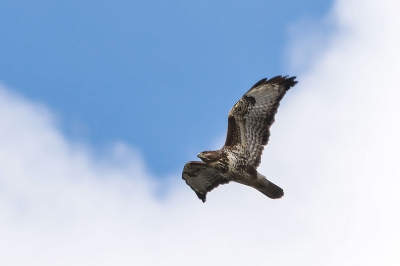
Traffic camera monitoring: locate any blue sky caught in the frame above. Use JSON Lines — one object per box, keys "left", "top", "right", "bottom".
{"left": 0, "top": 0, "right": 332, "bottom": 175}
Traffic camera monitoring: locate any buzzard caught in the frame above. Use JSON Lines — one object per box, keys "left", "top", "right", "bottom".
{"left": 182, "top": 76, "right": 297, "bottom": 202}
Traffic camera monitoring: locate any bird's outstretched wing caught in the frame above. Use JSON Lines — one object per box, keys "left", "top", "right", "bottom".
{"left": 182, "top": 161, "right": 230, "bottom": 202}
{"left": 223, "top": 76, "right": 297, "bottom": 168}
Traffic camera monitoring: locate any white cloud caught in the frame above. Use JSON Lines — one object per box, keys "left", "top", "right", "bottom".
{"left": 1, "top": 0, "right": 400, "bottom": 265}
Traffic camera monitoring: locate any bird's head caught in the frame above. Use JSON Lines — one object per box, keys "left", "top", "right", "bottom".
{"left": 198, "top": 150, "right": 220, "bottom": 163}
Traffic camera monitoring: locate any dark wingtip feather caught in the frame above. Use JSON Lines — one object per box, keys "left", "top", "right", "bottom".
{"left": 250, "top": 75, "right": 298, "bottom": 92}
{"left": 250, "top": 78, "right": 268, "bottom": 89}
{"left": 267, "top": 75, "right": 298, "bottom": 91}
{"left": 281, "top": 76, "right": 298, "bottom": 91}
{"left": 195, "top": 191, "right": 206, "bottom": 203}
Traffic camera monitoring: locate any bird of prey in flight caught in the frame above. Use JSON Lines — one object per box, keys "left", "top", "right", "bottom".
{"left": 182, "top": 76, "right": 297, "bottom": 202}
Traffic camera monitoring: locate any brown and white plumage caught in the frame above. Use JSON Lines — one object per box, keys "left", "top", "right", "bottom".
{"left": 182, "top": 76, "right": 297, "bottom": 202}
{"left": 182, "top": 161, "right": 229, "bottom": 203}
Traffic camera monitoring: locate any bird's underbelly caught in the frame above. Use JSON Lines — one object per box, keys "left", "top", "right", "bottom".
{"left": 220, "top": 152, "right": 252, "bottom": 181}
